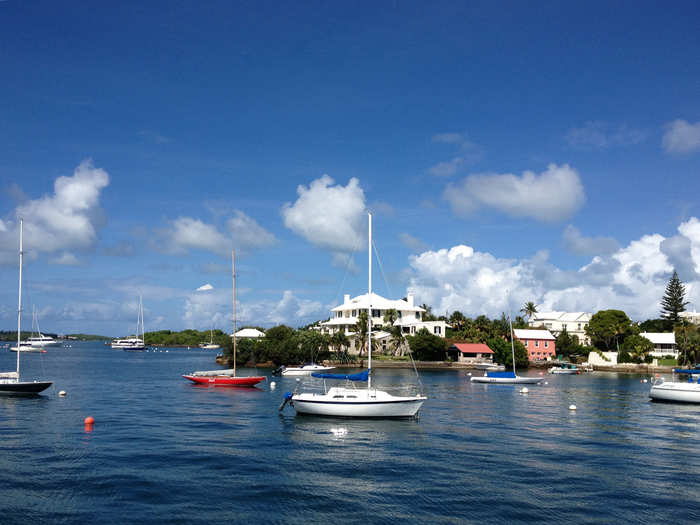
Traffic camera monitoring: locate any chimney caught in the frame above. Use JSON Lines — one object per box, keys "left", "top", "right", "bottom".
{"left": 344, "top": 294, "right": 350, "bottom": 304}
{"left": 407, "top": 293, "right": 414, "bottom": 307}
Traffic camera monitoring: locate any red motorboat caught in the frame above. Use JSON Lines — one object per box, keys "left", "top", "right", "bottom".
{"left": 183, "top": 373, "right": 265, "bottom": 387}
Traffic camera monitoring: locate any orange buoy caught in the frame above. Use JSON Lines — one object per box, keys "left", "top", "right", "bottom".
{"left": 84, "top": 416, "right": 94, "bottom": 425}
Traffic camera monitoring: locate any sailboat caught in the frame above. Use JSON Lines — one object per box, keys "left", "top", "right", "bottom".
{"left": 198, "top": 328, "right": 221, "bottom": 350}
{"left": 183, "top": 251, "right": 266, "bottom": 387}
{"left": 111, "top": 296, "right": 146, "bottom": 350}
{"left": 471, "top": 315, "right": 542, "bottom": 384}
{"left": 0, "top": 219, "right": 52, "bottom": 395}
{"left": 280, "top": 213, "right": 426, "bottom": 417}
{"left": 11, "top": 306, "right": 52, "bottom": 352}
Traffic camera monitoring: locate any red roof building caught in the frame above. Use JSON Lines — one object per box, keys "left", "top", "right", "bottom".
{"left": 448, "top": 343, "right": 494, "bottom": 364}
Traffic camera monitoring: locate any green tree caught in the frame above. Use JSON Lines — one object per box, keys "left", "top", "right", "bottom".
{"left": 330, "top": 331, "right": 352, "bottom": 363}
{"left": 448, "top": 311, "right": 466, "bottom": 332}
{"left": 354, "top": 311, "right": 368, "bottom": 356}
{"left": 406, "top": 328, "right": 447, "bottom": 361}
{"left": 486, "top": 336, "right": 529, "bottom": 369}
{"left": 622, "top": 334, "right": 654, "bottom": 362}
{"left": 520, "top": 301, "right": 538, "bottom": 320}
{"left": 585, "top": 310, "right": 633, "bottom": 350}
{"left": 555, "top": 326, "right": 579, "bottom": 358}
{"left": 420, "top": 304, "right": 437, "bottom": 322}
{"left": 660, "top": 270, "right": 689, "bottom": 324}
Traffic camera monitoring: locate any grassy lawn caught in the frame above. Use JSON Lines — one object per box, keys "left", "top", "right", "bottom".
{"left": 658, "top": 358, "right": 678, "bottom": 366}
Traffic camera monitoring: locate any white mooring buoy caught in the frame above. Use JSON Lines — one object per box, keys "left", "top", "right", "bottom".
{"left": 520, "top": 387, "right": 529, "bottom": 394}
{"left": 58, "top": 390, "right": 66, "bottom": 397}
{"left": 544, "top": 381, "right": 549, "bottom": 385}
{"left": 569, "top": 404, "right": 577, "bottom": 411}
{"left": 270, "top": 381, "right": 276, "bottom": 390}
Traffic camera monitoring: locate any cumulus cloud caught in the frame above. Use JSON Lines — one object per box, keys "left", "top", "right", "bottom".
{"left": 406, "top": 217, "right": 700, "bottom": 321}
{"left": 183, "top": 287, "right": 323, "bottom": 329}
{"left": 0, "top": 159, "right": 109, "bottom": 264}
{"left": 662, "top": 119, "right": 700, "bottom": 154}
{"left": 282, "top": 175, "right": 366, "bottom": 264}
{"left": 563, "top": 225, "right": 619, "bottom": 256}
{"left": 443, "top": 163, "right": 585, "bottom": 222}
{"left": 160, "top": 211, "right": 275, "bottom": 257}
{"left": 565, "top": 121, "right": 647, "bottom": 149}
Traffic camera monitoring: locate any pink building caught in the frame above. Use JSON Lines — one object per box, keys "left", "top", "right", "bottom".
{"left": 513, "top": 329, "right": 556, "bottom": 361}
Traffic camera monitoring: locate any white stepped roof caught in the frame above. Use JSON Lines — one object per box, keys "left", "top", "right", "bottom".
{"left": 640, "top": 332, "right": 675, "bottom": 345}
{"left": 331, "top": 292, "right": 425, "bottom": 313}
{"left": 233, "top": 328, "right": 265, "bottom": 338}
{"left": 514, "top": 329, "right": 555, "bottom": 340}
{"left": 530, "top": 311, "right": 591, "bottom": 322}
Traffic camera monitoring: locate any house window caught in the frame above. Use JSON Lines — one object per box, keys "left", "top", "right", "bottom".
{"left": 415, "top": 312, "right": 420, "bottom": 319}
{"left": 535, "top": 341, "right": 539, "bottom": 348}
{"left": 544, "top": 341, "right": 548, "bottom": 348}
{"left": 434, "top": 326, "right": 441, "bottom": 335}
{"left": 336, "top": 312, "right": 342, "bottom": 318}
{"left": 372, "top": 309, "right": 380, "bottom": 318}
{"left": 352, "top": 310, "right": 357, "bottom": 317}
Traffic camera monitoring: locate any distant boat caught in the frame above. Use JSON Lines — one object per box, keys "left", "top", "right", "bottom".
{"left": 183, "top": 251, "right": 265, "bottom": 387}
{"left": 279, "top": 364, "right": 336, "bottom": 376}
{"left": 0, "top": 219, "right": 52, "bottom": 395}
{"left": 280, "top": 213, "right": 426, "bottom": 417}
{"left": 25, "top": 306, "right": 58, "bottom": 347}
{"left": 112, "top": 296, "right": 146, "bottom": 350}
{"left": 198, "top": 328, "right": 221, "bottom": 350}
{"left": 10, "top": 341, "right": 47, "bottom": 353}
{"left": 548, "top": 363, "right": 579, "bottom": 374}
{"left": 471, "top": 315, "right": 542, "bottom": 385}
{"left": 474, "top": 362, "right": 505, "bottom": 371}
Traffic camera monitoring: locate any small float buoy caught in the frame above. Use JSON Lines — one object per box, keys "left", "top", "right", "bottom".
{"left": 58, "top": 390, "right": 66, "bottom": 397}
{"left": 642, "top": 379, "right": 648, "bottom": 383}
{"left": 270, "top": 381, "right": 276, "bottom": 390}
{"left": 296, "top": 378, "right": 301, "bottom": 382}
{"left": 467, "top": 372, "right": 472, "bottom": 376}
{"left": 84, "top": 416, "right": 94, "bottom": 425}
{"left": 520, "top": 387, "right": 529, "bottom": 394}
{"left": 569, "top": 404, "right": 577, "bottom": 411}
{"left": 544, "top": 381, "right": 548, "bottom": 385}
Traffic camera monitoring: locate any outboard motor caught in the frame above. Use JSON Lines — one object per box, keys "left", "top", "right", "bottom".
{"left": 278, "top": 391, "right": 293, "bottom": 411}
{"left": 271, "top": 365, "right": 286, "bottom": 376}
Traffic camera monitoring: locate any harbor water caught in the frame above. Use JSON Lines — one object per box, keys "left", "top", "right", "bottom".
{"left": 1, "top": 342, "right": 699, "bottom": 524}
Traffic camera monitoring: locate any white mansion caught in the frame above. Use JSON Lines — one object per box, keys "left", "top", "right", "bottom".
{"left": 527, "top": 311, "right": 592, "bottom": 345}
{"left": 320, "top": 292, "right": 448, "bottom": 353}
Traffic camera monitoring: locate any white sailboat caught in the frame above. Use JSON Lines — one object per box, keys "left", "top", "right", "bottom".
{"left": 280, "top": 213, "right": 426, "bottom": 417}
{"left": 471, "top": 315, "right": 542, "bottom": 384}
{"left": 111, "top": 296, "right": 146, "bottom": 350}
{"left": 650, "top": 367, "right": 700, "bottom": 403}
{"left": 0, "top": 219, "right": 53, "bottom": 395}
{"left": 26, "top": 306, "right": 58, "bottom": 347}
{"left": 198, "top": 328, "right": 221, "bottom": 350}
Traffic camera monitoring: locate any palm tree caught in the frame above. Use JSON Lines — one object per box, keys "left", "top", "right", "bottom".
{"left": 520, "top": 301, "right": 538, "bottom": 321}
{"left": 354, "top": 311, "right": 368, "bottom": 357}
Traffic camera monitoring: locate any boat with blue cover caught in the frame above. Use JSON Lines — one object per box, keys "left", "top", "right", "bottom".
{"left": 650, "top": 374, "right": 700, "bottom": 403}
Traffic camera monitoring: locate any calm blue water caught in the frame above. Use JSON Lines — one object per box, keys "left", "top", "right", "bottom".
{"left": 1, "top": 342, "right": 699, "bottom": 524}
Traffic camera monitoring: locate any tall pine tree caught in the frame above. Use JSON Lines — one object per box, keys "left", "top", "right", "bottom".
{"left": 660, "top": 270, "right": 688, "bottom": 323}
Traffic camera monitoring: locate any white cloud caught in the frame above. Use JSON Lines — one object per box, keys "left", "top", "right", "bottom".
{"left": 444, "top": 163, "right": 585, "bottom": 222}
{"left": 662, "top": 119, "right": 700, "bottom": 154}
{"left": 197, "top": 283, "right": 214, "bottom": 291}
{"left": 0, "top": 159, "right": 109, "bottom": 264}
{"left": 429, "top": 157, "right": 465, "bottom": 177}
{"left": 566, "top": 121, "right": 647, "bottom": 149}
{"left": 282, "top": 175, "right": 366, "bottom": 263}
{"left": 563, "top": 225, "right": 619, "bottom": 256}
{"left": 50, "top": 252, "right": 80, "bottom": 265}
{"left": 160, "top": 212, "right": 275, "bottom": 257}
{"left": 406, "top": 217, "right": 700, "bottom": 321}
{"left": 429, "top": 132, "right": 482, "bottom": 176}
{"left": 226, "top": 210, "right": 276, "bottom": 249}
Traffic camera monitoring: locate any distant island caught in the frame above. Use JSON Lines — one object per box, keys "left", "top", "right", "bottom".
{"left": 0, "top": 331, "right": 111, "bottom": 341}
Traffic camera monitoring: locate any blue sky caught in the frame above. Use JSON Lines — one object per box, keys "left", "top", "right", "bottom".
{"left": 1, "top": 1, "right": 699, "bottom": 336}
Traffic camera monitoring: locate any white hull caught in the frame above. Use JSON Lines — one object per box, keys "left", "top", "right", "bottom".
{"left": 26, "top": 338, "right": 58, "bottom": 347}
{"left": 471, "top": 375, "right": 542, "bottom": 384}
{"left": 291, "top": 387, "right": 425, "bottom": 417}
{"left": 650, "top": 381, "right": 700, "bottom": 403}
{"left": 549, "top": 369, "right": 578, "bottom": 374}
{"left": 198, "top": 344, "right": 221, "bottom": 350}
{"left": 111, "top": 338, "right": 145, "bottom": 350}
{"left": 474, "top": 363, "right": 505, "bottom": 371}
{"left": 281, "top": 365, "right": 335, "bottom": 376}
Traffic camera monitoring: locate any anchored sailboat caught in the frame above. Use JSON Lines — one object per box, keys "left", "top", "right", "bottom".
{"left": 0, "top": 219, "right": 52, "bottom": 395}
{"left": 280, "top": 213, "right": 426, "bottom": 417}
{"left": 471, "top": 314, "right": 542, "bottom": 384}
{"left": 183, "top": 251, "right": 265, "bottom": 387}
{"left": 111, "top": 296, "right": 146, "bottom": 350}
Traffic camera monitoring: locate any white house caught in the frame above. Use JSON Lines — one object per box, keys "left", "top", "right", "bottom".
{"left": 528, "top": 311, "right": 592, "bottom": 345}
{"left": 233, "top": 328, "right": 266, "bottom": 339}
{"left": 679, "top": 311, "right": 700, "bottom": 325}
{"left": 320, "top": 292, "right": 448, "bottom": 353}
{"left": 640, "top": 332, "right": 677, "bottom": 358}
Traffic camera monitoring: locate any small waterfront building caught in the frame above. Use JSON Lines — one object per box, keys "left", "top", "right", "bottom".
{"left": 640, "top": 332, "right": 677, "bottom": 358}
{"left": 513, "top": 329, "right": 556, "bottom": 361}
{"left": 447, "top": 343, "right": 494, "bottom": 364}
{"left": 233, "top": 328, "right": 266, "bottom": 339}
{"left": 528, "top": 311, "right": 592, "bottom": 345}
{"left": 679, "top": 310, "right": 700, "bottom": 325}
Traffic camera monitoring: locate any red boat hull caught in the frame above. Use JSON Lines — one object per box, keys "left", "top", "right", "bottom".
{"left": 183, "top": 375, "right": 266, "bottom": 387}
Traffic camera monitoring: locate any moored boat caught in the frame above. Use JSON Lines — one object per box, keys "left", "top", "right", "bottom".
{"left": 280, "top": 363, "right": 336, "bottom": 376}
{"left": 650, "top": 376, "right": 700, "bottom": 403}
{"left": 548, "top": 363, "right": 579, "bottom": 374}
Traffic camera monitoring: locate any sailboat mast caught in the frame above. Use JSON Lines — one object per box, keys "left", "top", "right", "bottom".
{"left": 368, "top": 212, "right": 372, "bottom": 391}
{"left": 16, "top": 219, "right": 23, "bottom": 376}
{"left": 232, "top": 250, "right": 237, "bottom": 376}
